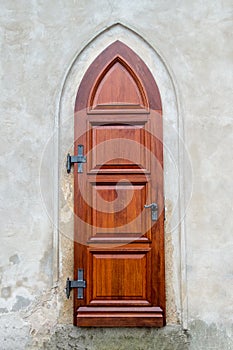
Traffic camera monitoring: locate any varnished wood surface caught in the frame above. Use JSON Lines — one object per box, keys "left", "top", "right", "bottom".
{"left": 77, "top": 306, "right": 164, "bottom": 327}
{"left": 73, "top": 41, "right": 165, "bottom": 327}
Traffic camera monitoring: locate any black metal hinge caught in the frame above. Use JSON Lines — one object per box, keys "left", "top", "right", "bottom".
{"left": 66, "top": 145, "right": 87, "bottom": 173}
{"left": 66, "top": 269, "right": 86, "bottom": 299}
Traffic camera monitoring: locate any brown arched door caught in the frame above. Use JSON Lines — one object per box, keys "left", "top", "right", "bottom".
{"left": 72, "top": 41, "right": 165, "bottom": 327}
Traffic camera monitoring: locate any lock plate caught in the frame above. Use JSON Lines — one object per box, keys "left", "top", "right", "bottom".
{"left": 144, "top": 202, "right": 158, "bottom": 221}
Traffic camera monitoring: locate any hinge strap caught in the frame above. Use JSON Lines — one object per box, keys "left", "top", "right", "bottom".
{"left": 66, "top": 145, "right": 87, "bottom": 173}
{"left": 66, "top": 269, "right": 86, "bottom": 299}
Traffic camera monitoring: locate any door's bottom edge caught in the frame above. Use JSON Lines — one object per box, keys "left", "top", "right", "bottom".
{"left": 76, "top": 306, "right": 165, "bottom": 327}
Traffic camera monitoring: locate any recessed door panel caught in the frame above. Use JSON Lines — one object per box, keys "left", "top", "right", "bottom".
{"left": 91, "top": 250, "right": 148, "bottom": 300}
{"left": 91, "top": 183, "right": 146, "bottom": 235}
{"left": 89, "top": 124, "right": 150, "bottom": 172}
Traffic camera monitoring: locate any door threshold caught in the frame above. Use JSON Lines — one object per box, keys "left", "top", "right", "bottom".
{"left": 76, "top": 306, "right": 164, "bottom": 327}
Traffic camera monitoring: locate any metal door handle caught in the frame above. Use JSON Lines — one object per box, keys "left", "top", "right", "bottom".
{"left": 144, "top": 203, "right": 158, "bottom": 221}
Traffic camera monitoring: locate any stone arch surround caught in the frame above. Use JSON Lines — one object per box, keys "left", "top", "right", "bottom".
{"left": 56, "top": 22, "right": 189, "bottom": 329}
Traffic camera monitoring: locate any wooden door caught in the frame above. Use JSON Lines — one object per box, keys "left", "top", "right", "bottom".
{"left": 73, "top": 41, "right": 165, "bottom": 327}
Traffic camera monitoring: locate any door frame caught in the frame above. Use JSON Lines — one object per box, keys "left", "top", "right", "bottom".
{"left": 54, "top": 23, "right": 188, "bottom": 328}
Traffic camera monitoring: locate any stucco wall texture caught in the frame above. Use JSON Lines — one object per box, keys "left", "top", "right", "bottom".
{"left": 0, "top": 1, "right": 232, "bottom": 349}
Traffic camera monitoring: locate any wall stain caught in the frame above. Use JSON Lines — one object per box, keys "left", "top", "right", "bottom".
{"left": 1, "top": 286, "right": 11, "bottom": 299}
{"left": 12, "top": 296, "right": 31, "bottom": 312}
{"left": 165, "top": 199, "right": 179, "bottom": 324}
{"left": 9, "top": 254, "right": 20, "bottom": 265}
{"left": 0, "top": 307, "right": 8, "bottom": 314}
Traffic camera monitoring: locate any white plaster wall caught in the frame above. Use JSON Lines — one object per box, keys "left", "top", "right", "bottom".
{"left": 0, "top": 0, "right": 232, "bottom": 348}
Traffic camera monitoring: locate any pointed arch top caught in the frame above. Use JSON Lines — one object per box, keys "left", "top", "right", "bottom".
{"left": 89, "top": 56, "right": 149, "bottom": 112}
{"left": 75, "top": 41, "right": 162, "bottom": 112}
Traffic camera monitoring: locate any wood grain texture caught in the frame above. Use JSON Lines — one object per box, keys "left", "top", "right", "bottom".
{"left": 73, "top": 41, "right": 165, "bottom": 327}
{"left": 91, "top": 60, "right": 146, "bottom": 109}
{"left": 77, "top": 307, "right": 164, "bottom": 327}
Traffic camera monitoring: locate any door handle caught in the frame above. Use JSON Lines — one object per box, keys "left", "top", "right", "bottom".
{"left": 144, "top": 203, "right": 158, "bottom": 221}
